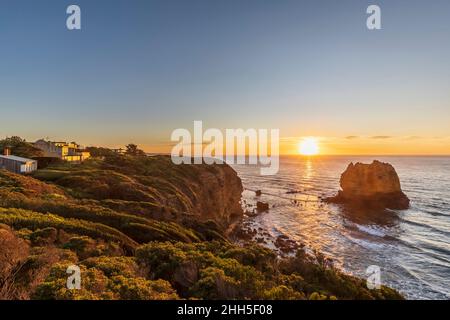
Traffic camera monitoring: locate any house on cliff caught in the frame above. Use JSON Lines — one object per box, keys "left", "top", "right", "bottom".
{"left": 0, "top": 147, "right": 37, "bottom": 174}
{"left": 34, "top": 139, "right": 91, "bottom": 163}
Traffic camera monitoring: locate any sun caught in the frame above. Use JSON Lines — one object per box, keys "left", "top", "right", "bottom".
{"left": 298, "top": 138, "right": 319, "bottom": 156}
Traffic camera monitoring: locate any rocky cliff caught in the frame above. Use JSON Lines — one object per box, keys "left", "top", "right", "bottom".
{"left": 31, "top": 155, "right": 244, "bottom": 229}
{"left": 193, "top": 164, "right": 244, "bottom": 227}
{"left": 327, "top": 160, "right": 410, "bottom": 210}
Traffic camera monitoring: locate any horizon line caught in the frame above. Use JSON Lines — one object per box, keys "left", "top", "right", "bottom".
{"left": 148, "top": 153, "right": 450, "bottom": 157}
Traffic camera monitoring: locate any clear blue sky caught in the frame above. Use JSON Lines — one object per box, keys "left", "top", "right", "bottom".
{"left": 0, "top": 0, "right": 449, "bottom": 153}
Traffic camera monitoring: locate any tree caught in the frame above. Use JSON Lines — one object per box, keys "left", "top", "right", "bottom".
{"left": 85, "top": 146, "right": 116, "bottom": 158}
{"left": 125, "top": 144, "right": 145, "bottom": 156}
{"left": 0, "top": 136, "right": 43, "bottom": 158}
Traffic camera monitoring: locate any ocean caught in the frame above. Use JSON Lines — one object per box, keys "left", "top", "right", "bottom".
{"left": 232, "top": 156, "right": 450, "bottom": 300}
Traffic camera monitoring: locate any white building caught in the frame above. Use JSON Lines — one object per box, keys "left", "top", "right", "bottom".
{"left": 34, "top": 139, "right": 90, "bottom": 162}
{"left": 0, "top": 153, "right": 37, "bottom": 174}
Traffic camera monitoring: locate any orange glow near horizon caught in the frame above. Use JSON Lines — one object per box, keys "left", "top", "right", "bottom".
{"left": 274, "top": 135, "right": 450, "bottom": 156}
{"left": 81, "top": 134, "right": 450, "bottom": 156}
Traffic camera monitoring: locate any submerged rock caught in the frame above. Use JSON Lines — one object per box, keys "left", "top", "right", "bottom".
{"left": 256, "top": 201, "right": 269, "bottom": 212}
{"left": 274, "top": 235, "right": 299, "bottom": 254}
{"left": 326, "top": 160, "right": 410, "bottom": 210}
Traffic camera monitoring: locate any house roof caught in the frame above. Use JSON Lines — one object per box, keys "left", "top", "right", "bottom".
{"left": 0, "top": 155, "right": 37, "bottom": 163}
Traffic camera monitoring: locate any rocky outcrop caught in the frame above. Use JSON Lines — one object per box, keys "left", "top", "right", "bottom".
{"left": 173, "top": 261, "right": 199, "bottom": 291}
{"left": 32, "top": 155, "right": 244, "bottom": 230}
{"left": 194, "top": 163, "right": 244, "bottom": 227}
{"left": 326, "top": 160, "right": 410, "bottom": 210}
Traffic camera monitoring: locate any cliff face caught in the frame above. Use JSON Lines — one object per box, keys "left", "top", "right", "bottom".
{"left": 194, "top": 165, "right": 244, "bottom": 226}
{"left": 31, "top": 155, "right": 244, "bottom": 229}
{"left": 327, "top": 160, "right": 410, "bottom": 210}
{"left": 0, "top": 155, "right": 244, "bottom": 253}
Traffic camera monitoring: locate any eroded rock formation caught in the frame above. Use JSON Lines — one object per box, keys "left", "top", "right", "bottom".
{"left": 326, "top": 160, "right": 410, "bottom": 210}
{"left": 194, "top": 163, "right": 244, "bottom": 226}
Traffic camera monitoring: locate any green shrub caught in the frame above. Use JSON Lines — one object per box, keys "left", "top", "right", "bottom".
{"left": 33, "top": 264, "right": 113, "bottom": 300}
{"left": 81, "top": 256, "right": 139, "bottom": 278}
{"left": 32, "top": 261, "right": 178, "bottom": 300}
{"left": 189, "top": 267, "right": 238, "bottom": 299}
{"left": 109, "top": 276, "right": 178, "bottom": 300}
{"left": 263, "top": 285, "right": 305, "bottom": 300}
{"left": 0, "top": 208, "right": 137, "bottom": 253}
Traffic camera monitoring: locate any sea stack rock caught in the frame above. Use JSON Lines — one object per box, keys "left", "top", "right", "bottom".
{"left": 327, "top": 160, "right": 410, "bottom": 210}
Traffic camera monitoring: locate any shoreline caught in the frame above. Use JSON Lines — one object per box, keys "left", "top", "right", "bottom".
{"left": 232, "top": 156, "right": 450, "bottom": 300}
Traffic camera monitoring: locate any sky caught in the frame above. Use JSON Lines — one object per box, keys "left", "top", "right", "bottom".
{"left": 0, "top": 0, "right": 449, "bottom": 155}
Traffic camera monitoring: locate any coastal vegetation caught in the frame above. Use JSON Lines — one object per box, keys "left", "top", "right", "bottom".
{"left": 0, "top": 136, "right": 43, "bottom": 158}
{"left": 0, "top": 142, "right": 403, "bottom": 300}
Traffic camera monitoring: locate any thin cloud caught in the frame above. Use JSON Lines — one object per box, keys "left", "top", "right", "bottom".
{"left": 403, "top": 136, "right": 422, "bottom": 141}
{"left": 371, "top": 136, "right": 392, "bottom": 139}
{"left": 345, "top": 136, "right": 359, "bottom": 140}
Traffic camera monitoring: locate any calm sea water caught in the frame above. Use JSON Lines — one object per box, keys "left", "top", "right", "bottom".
{"left": 232, "top": 156, "right": 450, "bottom": 300}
